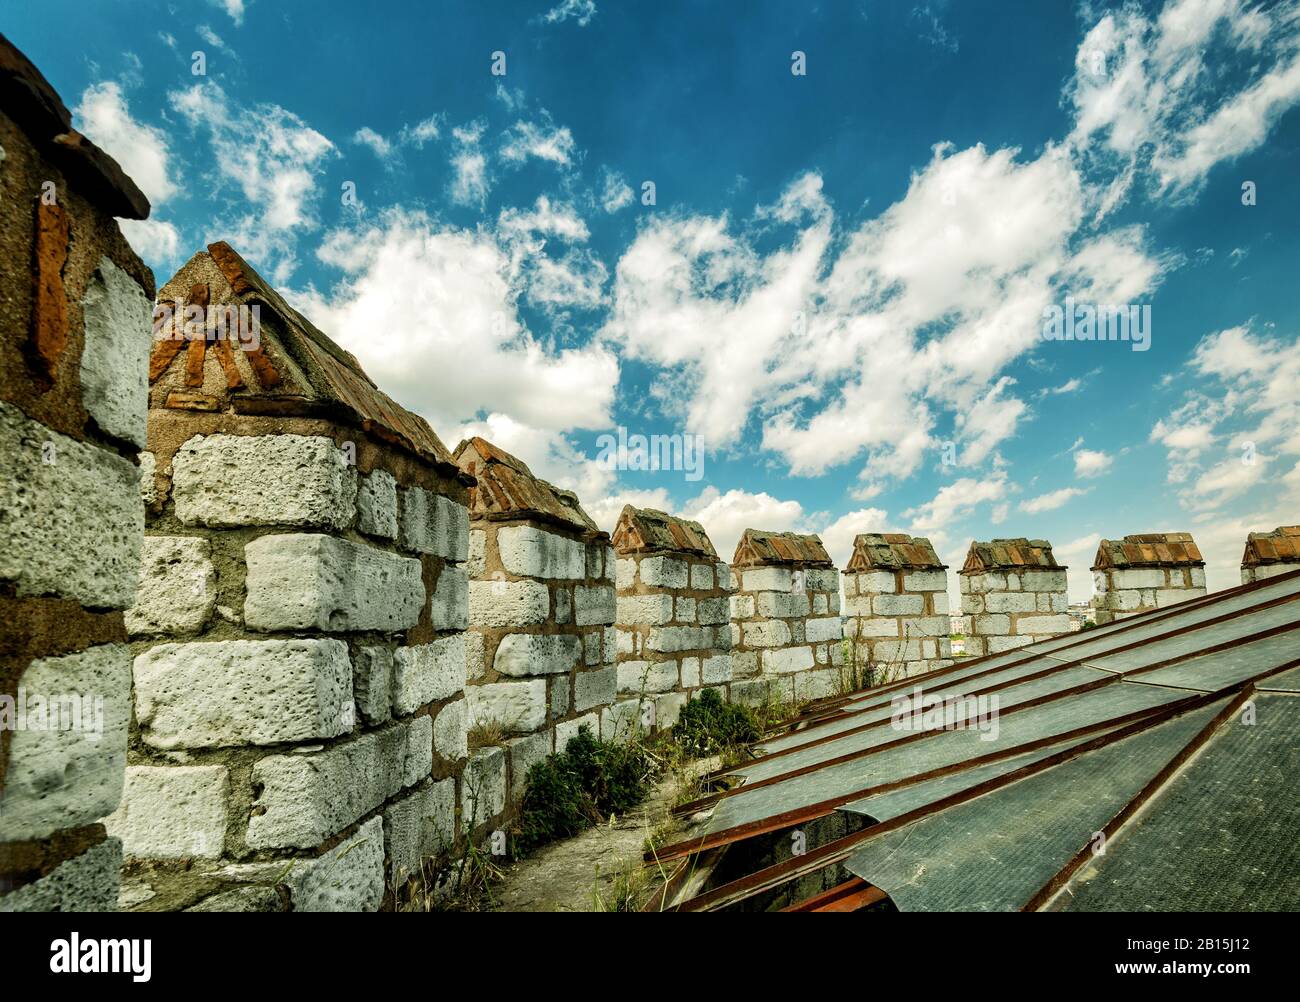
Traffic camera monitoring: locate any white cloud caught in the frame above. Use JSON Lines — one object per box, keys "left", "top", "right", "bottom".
{"left": 291, "top": 207, "right": 618, "bottom": 439}
{"left": 501, "top": 118, "right": 576, "bottom": 167}
{"left": 599, "top": 168, "right": 634, "bottom": 213}
{"left": 819, "top": 507, "right": 891, "bottom": 571}
{"left": 353, "top": 126, "right": 392, "bottom": 159}
{"left": 543, "top": 0, "right": 597, "bottom": 27}
{"left": 120, "top": 218, "right": 181, "bottom": 262}
{"left": 209, "top": 0, "right": 247, "bottom": 26}
{"left": 74, "top": 81, "right": 178, "bottom": 207}
{"left": 197, "top": 25, "right": 232, "bottom": 54}
{"left": 1019, "top": 487, "right": 1089, "bottom": 514}
{"left": 449, "top": 122, "right": 490, "bottom": 206}
{"left": 680, "top": 487, "right": 804, "bottom": 562}
{"left": 1074, "top": 448, "right": 1113, "bottom": 478}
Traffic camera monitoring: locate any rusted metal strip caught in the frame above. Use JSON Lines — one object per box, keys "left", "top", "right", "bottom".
{"left": 780, "top": 877, "right": 888, "bottom": 912}
{"left": 675, "top": 660, "right": 1300, "bottom": 911}
{"left": 1020, "top": 684, "right": 1258, "bottom": 912}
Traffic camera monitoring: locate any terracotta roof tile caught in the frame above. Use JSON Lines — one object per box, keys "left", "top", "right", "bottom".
{"left": 1092, "top": 532, "right": 1205, "bottom": 570}
{"left": 611, "top": 506, "right": 717, "bottom": 558}
{"left": 961, "top": 538, "right": 1063, "bottom": 574}
{"left": 1242, "top": 526, "right": 1300, "bottom": 567}
{"left": 846, "top": 533, "right": 945, "bottom": 572}
{"left": 732, "top": 529, "right": 832, "bottom": 569}
{"left": 453, "top": 437, "right": 601, "bottom": 536}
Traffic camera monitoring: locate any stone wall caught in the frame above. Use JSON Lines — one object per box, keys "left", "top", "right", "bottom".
{"left": 1091, "top": 532, "right": 1206, "bottom": 625}
{"left": 1, "top": 37, "right": 155, "bottom": 913}
{"left": 611, "top": 506, "right": 733, "bottom": 731}
{"left": 728, "top": 530, "right": 843, "bottom": 705}
{"left": 454, "top": 438, "right": 617, "bottom": 821}
{"left": 842, "top": 533, "right": 952, "bottom": 681}
{"left": 959, "top": 538, "right": 1068, "bottom": 658}
{"left": 107, "top": 245, "right": 471, "bottom": 912}
{"left": 1241, "top": 526, "right": 1300, "bottom": 584}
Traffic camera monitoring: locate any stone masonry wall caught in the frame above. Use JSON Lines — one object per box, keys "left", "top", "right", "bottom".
{"left": 960, "top": 539, "right": 1068, "bottom": 658}
{"left": 1091, "top": 533, "right": 1206, "bottom": 625}
{"left": 842, "top": 533, "right": 951, "bottom": 682}
{"left": 112, "top": 423, "right": 470, "bottom": 912}
{"left": 729, "top": 531, "right": 843, "bottom": 706}
{"left": 464, "top": 519, "right": 617, "bottom": 816}
{"left": 1, "top": 39, "right": 156, "bottom": 913}
{"left": 613, "top": 546, "right": 733, "bottom": 733}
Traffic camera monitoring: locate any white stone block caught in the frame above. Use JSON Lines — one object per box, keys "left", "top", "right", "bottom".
{"left": 244, "top": 533, "right": 424, "bottom": 632}
{"left": 469, "top": 578, "right": 549, "bottom": 627}
{"left": 757, "top": 591, "right": 810, "bottom": 618}
{"left": 434, "top": 698, "right": 468, "bottom": 761}
{"left": 574, "top": 665, "right": 617, "bottom": 711}
{"left": 492, "top": 633, "right": 582, "bottom": 677}
{"left": 468, "top": 679, "right": 548, "bottom": 734}
{"left": 352, "top": 646, "right": 392, "bottom": 725}
{"left": 105, "top": 766, "right": 228, "bottom": 860}
{"left": 874, "top": 593, "right": 924, "bottom": 616}
{"left": 429, "top": 564, "right": 468, "bottom": 631}
{"left": 742, "top": 619, "right": 791, "bottom": 648}
{"left": 247, "top": 716, "right": 431, "bottom": 849}
{"left": 1017, "top": 614, "right": 1069, "bottom": 635}
{"left": 384, "top": 780, "right": 455, "bottom": 886}
{"left": 902, "top": 570, "right": 947, "bottom": 592}
{"left": 462, "top": 746, "right": 507, "bottom": 827}
{"left": 574, "top": 584, "right": 616, "bottom": 626}
{"left": 497, "top": 525, "right": 585, "bottom": 579}
{"left": 617, "top": 660, "right": 678, "bottom": 694}
{"left": 690, "top": 563, "right": 713, "bottom": 590}
{"left": 616, "top": 558, "right": 636, "bottom": 589}
{"left": 134, "top": 639, "right": 352, "bottom": 749}
{"left": 399, "top": 488, "right": 469, "bottom": 561}
{"left": 618, "top": 593, "right": 674, "bottom": 626}
{"left": 467, "top": 529, "right": 487, "bottom": 577}
{"left": 507, "top": 732, "right": 552, "bottom": 802}
{"left": 702, "top": 654, "right": 732, "bottom": 684}
{"left": 761, "top": 645, "right": 815, "bottom": 674}
{"left": 806, "top": 616, "right": 843, "bottom": 642}
{"left": 79, "top": 257, "right": 152, "bottom": 448}
{"left": 126, "top": 536, "right": 216, "bottom": 637}
{"left": 0, "top": 645, "right": 130, "bottom": 842}
{"left": 287, "top": 816, "right": 385, "bottom": 912}
{"left": 0, "top": 402, "right": 142, "bottom": 608}
{"left": 557, "top": 713, "right": 601, "bottom": 751}
{"left": 741, "top": 566, "right": 791, "bottom": 593}
{"left": 173, "top": 434, "right": 356, "bottom": 529}
{"left": 356, "top": 470, "right": 399, "bottom": 540}
{"left": 392, "top": 635, "right": 466, "bottom": 714}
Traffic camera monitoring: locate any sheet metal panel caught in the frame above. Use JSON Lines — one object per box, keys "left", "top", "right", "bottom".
{"left": 842, "top": 700, "right": 1227, "bottom": 911}
{"left": 1123, "top": 631, "right": 1300, "bottom": 692}
{"left": 1049, "top": 695, "right": 1300, "bottom": 912}
{"left": 708, "top": 677, "right": 1182, "bottom": 832}
{"left": 1079, "top": 605, "right": 1300, "bottom": 675}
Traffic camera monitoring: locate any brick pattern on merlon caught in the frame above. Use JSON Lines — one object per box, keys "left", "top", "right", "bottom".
{"left": 0, "top": 32, "right": 155, "bottom": 913}
{"left": 611, "top": 506, "right": 733, "bottom": 732}
{"left": 108, "top": 245, "right": 473, "bottom": 912}
{"left": 728, "top": 529, "right": 843, "bottom": 705}
{"left": 1241, "top": 526, "right": 1300, "bottom": 584}
{"left": 455, "top": 436, "right": 617, "bottom": 819}
{"left": 843, "top": 533, "right": 952, "bottom": 682}
{"left": 959, "top": 538, "right": 1069, "bottom": 657}
{"left": 1090, "top": 532, "right": 1206, "bottom": 624}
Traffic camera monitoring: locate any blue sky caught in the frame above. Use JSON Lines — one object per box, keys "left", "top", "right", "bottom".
{"left": 9, "top": 0, "right": 1300, "bottom": 601}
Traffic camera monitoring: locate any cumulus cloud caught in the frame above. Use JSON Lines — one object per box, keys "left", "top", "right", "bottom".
{"left": 1074, "top": 448, "right": 1113, "bottom": 478}
{"left": 542, "top": 0, "right": 597, "bottom": 27}
{"left": 75, "top": 81, "right": 178, "bottom": 207}
{"left": 680, "top": 487, "right": 805, "bottom": 562}
{"left": 1019, "top": 487, "right": 1089, "bottom": 514}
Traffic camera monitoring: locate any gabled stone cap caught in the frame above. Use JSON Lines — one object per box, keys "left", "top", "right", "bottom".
{"left": 1242, "top": 526, "right": 1300, "bottom": 567}
{"left": 611, "top": 505, "right": 717, "bottom": 558}
{"left": 846, "top": 532, "right": 945, "bottom": 572}
{"left": 0, "top": 33, "right": 150, "bottom": 219}
{"left": 453, "top": 436, "right": 602, "bottom": 537}
{"left": 153, "top": 243, "right": 462, "bottom": 475}
{"left": 961, "top": 538, "right": 1063, "bottom": 574}
{"left": 732, "top": 529, "right": 832, "bottom": 569}
{"left": 1092, "top": 532, "right": 1204, "bottom": 571}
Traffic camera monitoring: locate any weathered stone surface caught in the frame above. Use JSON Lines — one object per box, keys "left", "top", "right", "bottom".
{"left": 0, "top": 401, "right": 142, "bottom": 608}
{"left": 468, "top": 679, "right": 547, "bottom": 734}
{"left": 616, "top": 558, "right": 636, "bottom": 589}
{"left": 640, "top": 556, "right": 688, "bottom": 589}
{"left": 384, "top": 779, "right": 455, "bottom": 886}
{"left": 429, "top": 564, "right": 468, "bottom": 631}
{"left": 104, "top": 766, "right": 228, "bottom": 860}
{"left": 462, "top": 746, "right": 507, "bottom": 827}
{"left": 574, "top": 665, "right": 617, "bottom": 711}
{"left": 134, "top": 639, "right": 352, "bottom": 749}
{"left": 247, "top": 716, "right": 432, "bottom": 848}
{"left": 244, "top": 533, "right": 424, "bottom": 633}
{"left": 356, "top": 469, "right": 399, "bottom": 540}
{"left": 697, "top": 596, "right": 730, "bottom": 625}
{"left": 756, "top": 592, "right": 810, "bottom": 618}
{"left": 617, "top": 659, "right": 678, "bottom": 693}
{"left": 186, "top": 886, "right": 282, "bottom": 912}
{"left": 172, "top": 434, "right": 357, "bottom": 529}
{"left": 493, "top": 633, "right": 582, "bottom": 677}
{"left": 557, "top": 712, "right": 601, "bottom": 750}
{"left": 701, "top": 654, "right": 732, "bottom": 684}
{"left": 742, "top": 620, "right": 790, "bottom": 648}
{"left": 0, "top": 645, "right": 130, "bottom": 842}
{"left": 617, "top": 593, "right": 674, "bottom": 626}
{"left": 465, "top": 632, "right": 486, "bottom": 680}
{"left": 433, "top": 698, "right": 468, "bottom": 761}
{"left": 507, "top": 731, "right": 552, "bottom": 802}
{"left": 392, "top": 635, "right": 466, "bottom": 714}
{"left": 1016, "top": 614, "right": 1070, "bottom": 634}
{"left": 741, "top": 566, "right": 792, "bottom": 592}
{"left": 399, "top": 488, "right": 469, "bottom": 561}
{"left": 690, "top": 562, "right": 714, "bottom": 590}
{"left": 468, "top": 579, "right": 549, "bottom": 627}
{"left": 497, "top": 525, "right": 585, "bottom": 579}
{"left": 139, "top": 451, "right": 158, "bottom": 506}
{"left": 805, "top": 616, "right": 842, "bottom": 642}
{"left": 78, "top": 256, "right": 152, "bottom": 447}
{"left": 574, "top": 584, "right": 616, "bottom": 626}
{"left": 353, "top": 646, "right": 393, "bottom": 725}
{"left": 0, "top": 839, "right": 122, "bottom": 913}
{"left": 125, "top": 535, "right": 216, "bottom": 637}
{"left": 286, "top": 816, "right": 385, "bottom": 912}
{"left": 874, "top": 593, "right": 924, "bottom": 616}
{"left": 467, "top": 529, "right": 487, "bottom": 577}
{"left": 761, "top": 645, "right": 814, "bottom": 674}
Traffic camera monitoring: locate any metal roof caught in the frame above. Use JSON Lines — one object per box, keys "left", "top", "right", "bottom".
{"left": 1092, "top": 532, "right": 1205, "bottom": 570}
{"left": 611, "top": 506, "right": 717, "bottom": 558}
{"left": 845, "top": 533, "right": 945, "bottom": 573}
{"left": 660, "top": 565, "right": 1300, "bottom": 912}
